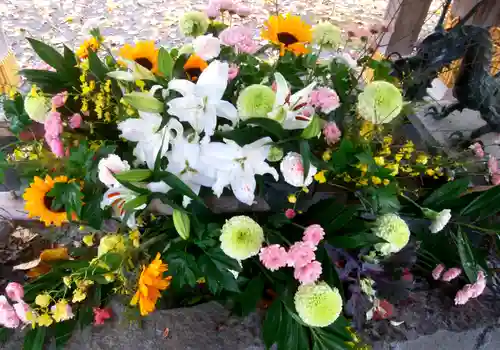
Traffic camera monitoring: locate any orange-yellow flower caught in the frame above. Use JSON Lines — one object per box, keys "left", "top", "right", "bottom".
{"left": 76, "top": 37, "right": 101, "bottom": 59}
{"left": 130, "top": 253, "right": 172, "bottom": 316}
{"left": 261, "top": 14, "right": 312, "bottom": 56}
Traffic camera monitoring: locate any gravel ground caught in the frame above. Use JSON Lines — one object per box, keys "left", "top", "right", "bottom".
{"left": 1, "top": 0, "right": 445, "bottom": 69}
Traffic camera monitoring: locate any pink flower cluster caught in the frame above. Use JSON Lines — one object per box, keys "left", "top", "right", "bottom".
{"left": 432, "top": 264, "right": 462, "bottom": 282}
{"left": 488, "top": 155, "right": 500, "bottom": 185}
{"left": 259, "top": 224, "right": 326, "bottom": 284}
{"left": 219, "top": 26, "right": 259, "bottom": 54}
{"left": 93, "top": 307, "right": 112, "bottom": 325}
{"left": 51, "top": 91, "right": 68, "bottom": 109}
{"left": 310, "top": 87, "right": 340, "bottom": 114}
{"left": 322, "top": 121, "right": 342, "bottom": 146}
{"left": 0, "top": 282, "right": 32, "bottom": 329}
{"left": 454, "top": 271, "right": 487, "bottom": 305}
{"left": 205, "top": 0, "right": 251, "bottom": 18}
{"left": 470, "top": 142, "right": 485, "bottom": 158}
{"left": 44, "top": 111, "right": 65, "bottom": 158}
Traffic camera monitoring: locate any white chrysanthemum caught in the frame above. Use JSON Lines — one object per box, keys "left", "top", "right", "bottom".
{"left": 24, "top": 95, "right": 50, "bottom": 123}
{"left": 424, "top": 208, "right": 452, "bottom": 233}
{"left": 237, "top": 85, "right": 276, "bottom": 120}
{"left": 312, "top": 22, "right": 342, "bottom": 49}
{"left": 280, "top": 152, "right": 317, "bottom": 187}
{"left": 294, "top": 282, "right": 343, "bottom": 327}
{"left": 179, "top": 11, "right": 209, "bottom": 37}
{"left": 98, "top": 154, "right": 130, "bottom": 188}
{"left": 372, "top": 213, "right": 410, "bottom": 256}
{"left": 220, "top": 216, "right": 264, "bottom": 260}
{"left": 357, "top": 81, "right": 404, "bottom": 124}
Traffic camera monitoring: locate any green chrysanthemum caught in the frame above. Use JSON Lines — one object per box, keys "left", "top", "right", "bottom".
{"left": 267, "top": 145, "right": 284, "bottom": 162}
{"left": 312, "top": 22, "right": 342, "bottom": 49}
{"left": 24, "top": 94, "right": 50, "bottom": 123}
{"left": 179, "top": 11, "right": 209, "bottom": 37}
{"left": 357, "top": 81, "right": 404, "bottom": 124}
{"left": 220, "top": 216, "right": 264, "bottom": 260}
{"left": 372, "top": 213, "right": 410, "bottom": 256}
{"left": 294, "top": 282, "right": 343, "bottom": 327}
{"left": 237, "top": 85, "right": 276, "bottom": 120}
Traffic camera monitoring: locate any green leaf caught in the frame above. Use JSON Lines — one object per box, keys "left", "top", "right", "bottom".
{"left": 27, "top": 38, "right": 65, "bottom": 72}
{"left": 23, "top": 327, "right": 46, "bottom": 350}
{"left": 300, "top": 115, "right": 321, "bottom": 139}
{"left": 0, "top": 151, "right": 9, "bottom": 184}
{"left": 158, "top": 48, "right": 174, "bottom": 78}
{"left": 277, "top": 306, "right": 309, "bottom": 350}
{"left": 240, "top": 118, "right": 286, "bottom": 139}
{"left": 455, "top": 228, "right": 480, "bottom": 283}
{"left": 328, "top": 232, "right": 384, "bottom": 249}
{"left": 122, "top": 92, "right": 164, "bottom": 113}
{"left": 20, "top": 69, "right": 69, "bottom": 93}
{"left": 123, "top": 194, "right": 149, "bottom": 212}
{"left": 325, "top": 206, "right": 359, "bottom": 233}
{"left": 99, "top": 253, "right": 124, "bottom": 271}
{"left": 198, "top": 253, "right": 239, "bottom": 293}
{"left": 300, "top": 140, "right": 311, "bottom": 184}
{"left": 115, "top": 178, "right": 150, "bottom": 195}
{"left": 87, "top": 49, "right": 109, "bottom": 81}
{"left": 156, "top": 171, "right": 205, "bottom": 205}
{"left": 0, "top": 328, "right": 12, "bottom": 344}
{"left": 47, "top": 181, "right": 84, "bottom": 218}
{"left": 238, "top": 276, "right": 265, "bottom": 316}
{"left": 114, "top": 169, "right": 152, "bottom": 182}
{"left": 166, "top": 251, "right": 199, "bottom": 289}
{"left": 205, "top": 247, "right": 241, "bottom": 272}
{"left": 460, "top": 185, "right": 500, "bottom": 219}
{"left": 81, "top": 192, "right": 104, "bottom": 229}
{"left": 423, "top": 178, "right": 470, "bottom": 210}
{"left": 262, "top": 299, "right": 283, "bottom": 348}
{"left": 3, "top": 95, "right": 32, "bottom": 134}
{"left": 173, "top": 209, "right": 191, "bottom": 240}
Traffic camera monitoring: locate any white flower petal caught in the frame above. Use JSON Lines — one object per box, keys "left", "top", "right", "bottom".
{"left": 216, "top": 100, "right": 238, "bottom": 125}
{"left": 197, "top": 60, "right": 228, "bottom": 101}
{"left": 273, "top": 73, "right": 290, "bottom": 106}
{"left": 147, "top": 181, "right": 171, "bottom": 193}
{"left": 231, "top": 173, "right": 256, "bottom": 206}
{"left": 168, "top": 79, "right": 196, "bottom": 97}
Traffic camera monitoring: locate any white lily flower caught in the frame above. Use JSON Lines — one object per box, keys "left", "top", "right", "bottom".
{"left": 192, "top": 34, "right": 221, "bottom": 60}
{"left": 117, "top": 112, "right": 183, "bottom": 169}
{"left": 201, "top": 137, "right": 279, "bottom": 205}
{"left": 267, "top": 72, "right": 316, "bottom": 130}
{"left": 167, "top": 60, "right": 238, "bottom": 136}
{"left": 101, "top": 186, "right": 147, "bottom": 228}
{"left": 98, "top": 154, "right": 131, "bottom": 188}
{"left": 147, "top": 181, "right": 171, "bottom": 194}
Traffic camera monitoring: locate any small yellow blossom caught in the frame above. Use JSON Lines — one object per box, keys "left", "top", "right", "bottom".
{"left": 379, "top": 147, "right": 391, "bottom": 157}
{"left": 104, "top": 273, "right": 116, "bottom": 282}
{"left": 383, "top": 135, "right": 393, "bottom": 146}
{"left": 425, "top": 168, "right": 435, "bottom": 176}
{"left": 288, "top": 194, "right": 297, "bottom": 204}
{"left": 8, "top": 87, "right": 17, "bottom": 99}
{"left": 63, "top": 276, "right": 72, "bottom": 287}
{"left": 72, "top": 289, "right": 87, "bottom": 303}
{"left": 357, "top": 178, "right": 368, "bottom": 187}
{"left": 357, "top": 163, "right": 368, "bottom": 174}
{"left": 435, "top": 167, "right": 444, "bottom": 176}
{"left": 197, "top": 277, "right": 206, "bottom": 284}
{"left": 322, "top": 150, "right": 332, "bottom": 161}
{"left": 410, "top": 172, "right": 420, "bottom": 177}
{"left": 400, "top": 165, "right": 412, "bottom": 173}
{"left": 35, "top": 294, "right": 51, "bottom": 308}
{"left": 135, "top": 80, "right": 145, "bottom": 91}
{"left": 52, "top": 300, "right": 73, "bottom": 322}
{"left": 129, "top": 229, "right": 141, "bottom": 248}
{"left": 385, "top": 163, "right": 399, "bottom": 176}
{"left": 344, "top": 174, "right": 352, "bottom": 182}
{"left": 314, "top": 171, "right": 327, "bottom": 184}
{"left": 371, "top": 176, "right": 382, "bottom": 185}
{"left": 416, "top": 154, "right": 428, "bottom": 165}
{"left": 37, "top": 313, "right": 53, "bottom": 327}
{"left": 394, "top": 153, "right": 403, "bottom": 162}
{"left": 383, "top": 179, "right": 390, "bottom": 186}
{"left": 374, "top": 157, "right": 385, "bottom": 166}
{"left": 83, "top": 234, "right": 94, "bottom": 247}
{"left": 302, "top": 187, "right": 309, "bottom": 193}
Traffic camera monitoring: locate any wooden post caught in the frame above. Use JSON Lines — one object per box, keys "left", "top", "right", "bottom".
{"left": 0, "top": 21, "right": 20, "bottom": 95}
{"left": 378, "top": 0, "right": 433, "bottom": 56}
{"left": 451, "top": 0, "right": 500, "bottom": 26}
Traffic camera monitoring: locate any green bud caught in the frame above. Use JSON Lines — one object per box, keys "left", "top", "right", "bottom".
{"left": 173, "top": 209, "right": 190, "bottom": 240}
{"left": 267, "top": 146, "right": 284, "bottom": 162}
{"left": 122, "top": 92, "right": 164, "bottom": 113}
{"left": 114, "top": 169, "right": 152, "bottom": 182}
{"left": 300, "top": 115, "right": 321, "bottom": 139}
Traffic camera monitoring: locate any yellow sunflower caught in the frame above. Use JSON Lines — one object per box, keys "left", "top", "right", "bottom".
{"left": 23, "top": 175, "right": 70, "bottom": 227}
{"left": 119, "top": 41, "right": 159, "bottom": 73}
{"left": 76, "top": 37, "right": 101, "bottom": 59}
{"left": 183, "top": 54, "right": 208, "bottom": 81}
{"left": 262, "top": 14, "right": 312, "bottom": 56}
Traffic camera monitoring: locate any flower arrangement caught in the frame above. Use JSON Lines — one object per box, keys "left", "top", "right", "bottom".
{"left": 0, "top": 1, "right": 498, "bottom": 349}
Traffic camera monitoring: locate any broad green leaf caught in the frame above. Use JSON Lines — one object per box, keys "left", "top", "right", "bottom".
{"left": 198, "top": 254, "right": 239, "bottom": 293}
{"left": 239, "top": 276, "right": 265, "bottom": 316}
{"left": 27, "top": 38, "right": 65, "bottom": 72}
{"left": 123, "top": 194, "right": 149, "bottom": 212}
{"left": 158, "top": 48, "right": 174, "bottom": 78}
{"left": 300, "top": 140, "right": 312, "bottom": 183}
{"left": 460, "top": 185, "right": 500, "bottom": 219}
{"left": 423, "top": 178, "right": 470, "bottom": 210}
{"left": 301, "top": 115, "right": 321, "bottom": 139}
{"left": 166, "top": 251, "right": 199, "bottom": 289}
{"left": 122, "top": 92, "right": 164, "bottom": 113}
{"left": 455, "top": 228, "right": 480, "bottom": 283}
{"left": 277, "top": 306, "right": 309, "bottom": 350}
{"left": 99, "top": 253, "right": 124, "bottom": 271}
{"left": 47, "top": 181, "right": 84, "bottom": 218}
{"left": 240, "top": 118, "right": 286, "bottom": 139}
{"left": 80, "top": 192, "right": 105, "bottom": 229}
{"left": 87, "top": 49, "right": 109, "bottom": 81}
{"left": 0, "top": 151, "right": 9, "bottom": 184}
{"left": 205, "top": 247, "right": 241, "bottom": 272}
{"left": 173, "top": 209, "right": 190, "bottom": 240}
{"left": 262, "top": 300, "right": 283, "bottom": 348}
{"left": 325, "top": 206, "right": 359, "bottom": 233}
{"left": 20, "top": 69, "right": 69, "bottom": 93}
{"left": 328, "top": 232, "right": 384, "bottom": 249}
{"left": 114, "top": 169, "right": 152, "bottom": 182}
{"left": 23, "top": 327, "right": 46, "bottom": 350}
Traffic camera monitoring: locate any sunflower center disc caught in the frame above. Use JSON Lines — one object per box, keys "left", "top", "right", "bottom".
{"left": 277, "top": 32, "right": 299, "bottom": 46}
{"left": 135, "top": 57, "right": 153, "bottom": 70}
{"left": 185, "top": 68, "right": 202, "bottom": 81}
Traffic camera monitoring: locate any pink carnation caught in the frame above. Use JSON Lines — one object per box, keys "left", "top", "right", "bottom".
{"left": 0, "top": 296, "right": 20, "bottom": 329}
{"left": 205, "top": 4, "right": 220, "bottom": 18}
{"left": 287, "top": 241, "right": 315, "bottom": 268}
{"left": 219, "top": 26, "right": 258, "bottom": 54}
{"left": 441, "top": 267, "right": 462, "bottom": 282}
{"left": 49, "top": 139, "right": 65, "bottom": 158}
{"left": 431, "top": 263, "right": 445, "bottom": 280}
{"left": 488, "top": 155, "right": 498, "bottom": 175}
{"left": 469, "top": 271, "right": 487, "bottom": 298}
{"left": 454, "top": 287, "right": 471, "bottom": 305}
{"left": 310, "top": 87, "right": 340, "bottom": 114}
{"left": 302, "top": 224, "right": 325, "bottom": 246}
{"left": 228, "top": 64, "right": 239, "bottom": 81}
{"left": 5, "top": 282, "right": 24, "bottom": 303}
{"left": 322, "top": 121, "right": 342, "bottom": 146}
{"left": 44, "top": 111, "right": 63, "bottom": 139}
{"left": 93, "top": 307, "right": 112, "bottom": 325}
{"left": 285, "top": 208, "right": 296, "bottom": 219}
{"left": 13, "top": 302, "right": 32, "bottom": 324}
{"left": 294, "top": 260, "right": 322, "bottom": 284}
{"left": 70, "top": 113, "right": 83, "bottom": 129}
{"left": 259, "top": 244, "right": 288, "bottom": 271}
{"left": 51, "top": 91, "right": 67, "bottom": 108}
{"left": 470, "top": 142, "right": 485, "bottom": 158}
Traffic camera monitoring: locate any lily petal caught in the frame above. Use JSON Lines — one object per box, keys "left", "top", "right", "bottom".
{"left": 168, "top": 79, "right": 196, "bottom": 97}
{"left": 273, "top": 73, "right": 290, "bottom": 106}
{"left": 196, "top": 61, "right": 228, "bottom": 101}
{"left": 231, "top": 172, "right": 256, "bottom": 206}
{"left": 216, "top": 100, "right": 238, "bottom": 125}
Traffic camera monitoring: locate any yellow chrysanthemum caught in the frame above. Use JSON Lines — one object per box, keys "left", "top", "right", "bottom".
{"left": 76, "top": 37, "right": 101, "bottom": 59}
{"left": 183, "top": 54, "right": 208, "bottom": 81}
{"left": 131, "top": 253, "right": 172, "bottom": 316}
{"left": 262, "top": 14, "right": 312, "bottom": 56}
{"left": 23, "top": 175, "right": 71, "bottom": 227}
{"left": 119, "top": 41, "right": 159, "bottom": 73}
